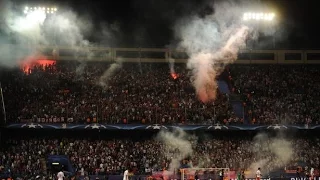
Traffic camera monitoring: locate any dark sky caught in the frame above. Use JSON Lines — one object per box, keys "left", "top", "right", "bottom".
{"left": 15, "top": 0, "right": 320, "bottom": 49}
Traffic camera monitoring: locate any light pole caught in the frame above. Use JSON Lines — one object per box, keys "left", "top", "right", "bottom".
{"left": 0, "top": 82, "right": 6, "bottom": 125}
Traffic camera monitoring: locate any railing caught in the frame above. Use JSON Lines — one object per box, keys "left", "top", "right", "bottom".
{"left": 6, "top": 44, "right": 320, "bottom": 64}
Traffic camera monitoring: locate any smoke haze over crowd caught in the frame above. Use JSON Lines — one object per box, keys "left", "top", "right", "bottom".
{"left": 156, "top": 130, "right": 197, "bottom": 172}
{"left": 249, "top": 132, "right": 293, "bottom": 174}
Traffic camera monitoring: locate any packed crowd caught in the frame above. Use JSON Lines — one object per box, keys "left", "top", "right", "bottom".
{"left": 1, "top": 62, "right": 237, "bottom": 125}
{"left": 1, "top": 62, "right": 320, "bottom": 125}
{"left": 0, "top": 136, "right": 319, "bottom": 178}
{"left": 230, "top": 65, "right": 320, "bottom": 125}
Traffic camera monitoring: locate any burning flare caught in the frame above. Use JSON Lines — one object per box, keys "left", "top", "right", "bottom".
{"left": 171, "top": 73, "right": 179, "bottom": 80}
{"left": 187, "top": 26, "right": 249, "bottom": 103}
{"left": 21, "top": 56, "right": 55, "bottom": 74}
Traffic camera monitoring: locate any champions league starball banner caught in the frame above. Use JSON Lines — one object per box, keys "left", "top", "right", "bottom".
{"left": 5, "top": 123, "right": 320, "bottom": 130}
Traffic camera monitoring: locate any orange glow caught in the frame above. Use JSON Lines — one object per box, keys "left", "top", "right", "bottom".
{"left": 21, "top": 56, "right": 56, "bottom": 74}
{"left": 171, "top": 73, "right": 179, "bottom": 80}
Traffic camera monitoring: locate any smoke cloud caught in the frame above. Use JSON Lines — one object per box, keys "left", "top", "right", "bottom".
{"left": 156, "top": 130, "right": 294, "bottom": 177}
{"left": 169, "top": 58, "right": 175, "bottom": 75}
{"left": 174, "top": 1, "right": 274, "bottom": 103}
{"left": 0, "top": 0, "right": 121, "bottom": 85}
{"left": 98, "top": 60, "right": 123, "bottom": 88}
{"left": 249, "top": 133, "right": 293, "bottom": 175}
{"left": 0, "top": 0, "right": 107, "bottom": 68}
{"left": 156, "top": 129, "right": 197, "bottom": 172}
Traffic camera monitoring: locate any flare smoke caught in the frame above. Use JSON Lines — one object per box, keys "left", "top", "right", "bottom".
{"left": 168, "top": 58, "right": 179, "bottom": 79}
{"left": 169, "top": 58, "right": 175, "bottom": 75}
{"left": 249, "top": 133, "right": 293, "bottom": 175}
{"left": 175, "top": 2, "right": 250, "bottom": 103}
{"left": 99, "top": 61, "right": 123, "bottom": 88}
{"left": 0, "top": 0, "right": 120, "bottom": 86}
{"left": 156, "top": 129, "right": 197, "bottom": 172}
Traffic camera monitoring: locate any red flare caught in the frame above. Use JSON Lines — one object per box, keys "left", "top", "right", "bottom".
{"left": 171, "top": 73, "right": 179, "bottom": 80}
{"left": 20, "top": 56, "right": 56, "bottom": 74}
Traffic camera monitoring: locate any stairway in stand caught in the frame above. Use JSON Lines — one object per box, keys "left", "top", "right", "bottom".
{"left": 218, "top": 68, "right": 248, "bottom": 124}
{"left": 217, "top": 80, "right": 230, "bottom": 94}
{"left": 218, "top": 80, "right": 247, "bottom": 123}
{"left": 231, "top": 101, "right": 245, "bottom": 120}
{"left": 41, "top": 158, "right": 47, "bottom": 175}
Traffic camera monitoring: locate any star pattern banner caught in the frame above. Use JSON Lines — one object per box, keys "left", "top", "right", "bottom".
{"left": 5, "top": 123, "right": 319, "bottom": 130}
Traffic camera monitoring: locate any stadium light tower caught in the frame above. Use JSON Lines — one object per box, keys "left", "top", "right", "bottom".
{"left": 21, "top": 6, "right": 59, "bottom": 45}
{"left": 242, "top": 12, "right": 275, "bottom": 21}
{"left": 24, "top": 6, "right": 58, "bottom": 14}
{"left": 242, "top": 12, "right": 276, "bottom": 48}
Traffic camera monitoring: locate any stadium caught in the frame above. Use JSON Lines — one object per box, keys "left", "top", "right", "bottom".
{"left": 0, "top": 0, "right": 320, "bottom": 180}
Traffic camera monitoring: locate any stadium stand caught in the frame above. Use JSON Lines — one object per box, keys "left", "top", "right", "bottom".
{"left": 0, "top": 62, "right": 237, "bottom": 125}
{"left": 1, "top": 62, "right": 320, "bottom": 125}
{"left": 0, "top": 131, "right": 319, "bottom": 179}
{"left": 229, "top": 65, "right": 320, "bottom": 125}
{"left": 1, "top": 62, "right": 320, "bottom": 179}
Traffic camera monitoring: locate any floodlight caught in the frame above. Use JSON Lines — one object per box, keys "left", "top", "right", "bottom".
{"left": 270, "top": 13, "right": 275, "bottom": 20}
{"left": 15, "top": 10, "right": 46, "bottom": 31}
{"left": 257, "top": 13, "right": 263, "bottom": 20}
{"left": 243, "top": 12, "right": 275, "bottom": 21}
{"left": 23, "top": 6, "right": 57, "bottom": 14}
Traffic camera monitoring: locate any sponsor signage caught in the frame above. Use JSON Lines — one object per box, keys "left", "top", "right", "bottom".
{"left": 2, "top": 175, "right": 320, "bottom": 180}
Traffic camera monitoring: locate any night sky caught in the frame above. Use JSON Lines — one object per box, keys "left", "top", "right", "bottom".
{"left": 12, "top": 0, "right": 320, "bottom": 49}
